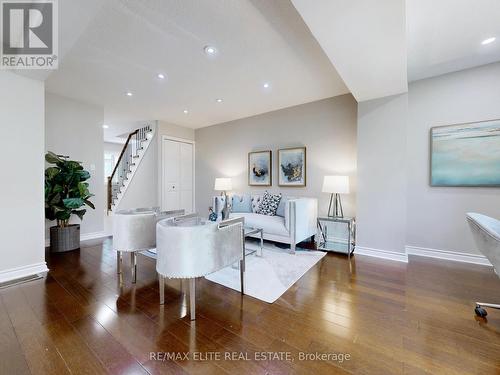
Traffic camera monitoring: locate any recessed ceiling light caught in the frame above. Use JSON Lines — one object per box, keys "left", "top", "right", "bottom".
{"left": 157, "top": 73, "right": 165, "bottom": 80}
{"left": 102, "top": 124, "right": 109, "bottom": 129}
{"left": 204, "top": 45, "right": 217, "bottom": 55}
{"left": 215, "top": 98, "right": 223, "bottom": 103}
{"left": 481, "top": 37, "right": 496, "bottom": 45}
{"left": 263, "top": 83, "right": 270, "bottom": 89}
{"left": 183, "top": 109, "right": 189, "bottom": 114}
{"left": 126, "top": 91, "right": 133, "bottom": 97}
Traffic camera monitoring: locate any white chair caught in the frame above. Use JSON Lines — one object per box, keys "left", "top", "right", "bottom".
{"left": 113, "top": 208, "right": 184, "bottom": 283}
{"left": 156, "top": 214, "right": 244, "bottom": 320}
{"left": 466, "top": 213, "right": 500, "bottom": 317}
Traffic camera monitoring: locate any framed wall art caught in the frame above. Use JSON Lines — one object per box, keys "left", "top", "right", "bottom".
{"left": 430, "top": 119, "right": 500, "bottom": 187}
{"left": 248, "top": 150, "right": 272, "bottom": 186}
{"left": 278, "top": 147, "right": 306, "bottom": 187}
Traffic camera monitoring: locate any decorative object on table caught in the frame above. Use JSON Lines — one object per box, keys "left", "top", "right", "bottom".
{"left": 156, "top": 215, "right": 244, "bottom": 320}
{"left": 278, "top": 147, "right": 306, "bottom": 187}
{"left": 248, "top": 150, "right": 272, "bottom": 186}
{"left": 322, "top": 175, "right": 350, "bottom": 218}
{"left": 45, "top": 151, "right": 95, "bottom": 252}
{"left": 256, "top": 191, "right": 282, "bottom": 216}
{"left": 317, "top": 216, "right": 356, "bottom": 265}
{"left": 430, "top": 119, "right": 500, "bottom": 186}
{"left": 214, "top": 177, "right": 232, "bottom": 219}
{"left": 208, "top": 207, "right": 217, "bottom": 221}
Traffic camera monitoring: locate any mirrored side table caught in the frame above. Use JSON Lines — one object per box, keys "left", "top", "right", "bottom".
{"left": 317, "top": 216, "right": 356, "bottom": 262}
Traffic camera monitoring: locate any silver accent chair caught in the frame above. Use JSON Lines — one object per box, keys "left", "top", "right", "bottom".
{"left": 156, "top": 214, "right": 244, "bottom": 320}
{"left": 466, "top": 212, "right": 500, "bottom": 317}
{"left": 113, "top": 208, "right": 184, "bottom": 283}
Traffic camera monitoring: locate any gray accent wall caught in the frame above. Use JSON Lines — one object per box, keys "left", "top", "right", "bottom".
{"left": 357, "top": 94, "right": 408, "bottom": 254}
{"left": 195, "top": 95, "right": 358, "bottom": 222}
{"left": 406, "top": 62, "right": 500, "bottom": 255}
{"left": 358, "top": 62, "right": 500, "bottom": 256}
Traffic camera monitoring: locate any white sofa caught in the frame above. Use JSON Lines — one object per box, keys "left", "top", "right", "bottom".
{"left": 213, "top": 195, "right": 318, "bottom": 254}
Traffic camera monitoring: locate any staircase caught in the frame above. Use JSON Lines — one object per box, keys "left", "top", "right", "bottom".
{"left": 107, "top": 124, "right": 155, "bottom": 211}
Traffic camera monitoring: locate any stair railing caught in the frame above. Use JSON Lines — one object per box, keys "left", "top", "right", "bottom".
{"left": 107, "top": 125, "right": 152, "bottom": 211}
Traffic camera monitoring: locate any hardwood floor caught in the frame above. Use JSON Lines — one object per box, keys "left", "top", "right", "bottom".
{"left": 1, "top": 238, "right": 500, "bottom": 374}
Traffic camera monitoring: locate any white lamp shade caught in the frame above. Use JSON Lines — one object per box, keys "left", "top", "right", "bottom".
{"left": 214, "top": 177, "right": 232, "bottom": 191}
{"left": 322, "top": 176, "right": 349, "bottom": 194}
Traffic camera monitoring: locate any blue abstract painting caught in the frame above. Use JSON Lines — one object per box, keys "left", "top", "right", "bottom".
{"left": 249, "top": 151, "right": 271, "bottom": 186}
{"left": 431, "top": 119, "right": 500, "bottom": 186}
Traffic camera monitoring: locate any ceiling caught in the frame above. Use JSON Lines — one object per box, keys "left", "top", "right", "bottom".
{"left": 44, "top": 0, "right": 348, "bottom": 129}
{"left": 33, "top": 0, "right": 500, "bottom": 128}
{"left": 291, "top": 0, "right": 408, "bottom": 102}
{"left": 407, "top": 0, "right": 500, "bottom": 81}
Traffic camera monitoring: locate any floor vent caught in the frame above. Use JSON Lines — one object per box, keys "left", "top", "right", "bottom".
{"left": 0, "top": 274, "right": 43, "bottom": 289}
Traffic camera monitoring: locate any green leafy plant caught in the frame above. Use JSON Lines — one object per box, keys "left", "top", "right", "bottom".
{"left": 45, "top": 151, "right": 95, "bottom": 228}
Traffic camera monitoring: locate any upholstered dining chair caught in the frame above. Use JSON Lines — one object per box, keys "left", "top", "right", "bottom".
{"left": 156, "top": 215, "right": 244, "bottom": 320}
{"left": 466, "top": 213, "right": 500, "bottom": 317}
{"left": 113, "top": 208, "right": 184, "bottom": 283}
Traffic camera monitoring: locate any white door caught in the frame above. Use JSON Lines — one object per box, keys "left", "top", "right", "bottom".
{"left": 162, "top": 138, "right": 194, "bottom": 213}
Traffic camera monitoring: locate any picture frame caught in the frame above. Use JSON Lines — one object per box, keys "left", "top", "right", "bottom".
{"left": 248, "top": 150, "right": 272, "bottom": 186}
{"left": 278, "top": 147, "right": 306, "bottom": 187}
{"left": 430, "top": 118, "right": 500, "bottom": 187}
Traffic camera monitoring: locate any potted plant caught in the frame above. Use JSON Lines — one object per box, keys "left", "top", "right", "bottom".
{"left": 45, "top": 151, "right": 95, "bottom": 252}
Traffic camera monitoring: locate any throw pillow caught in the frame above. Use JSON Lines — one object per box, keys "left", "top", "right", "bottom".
{"left": 276, "top": 197, "right": 288, "bottom": 217}
{"left": 231, "top": 194, "right": 252, "bottom": 213}
{"left": 257, "top": 191, "right": 282, "bottom": 216}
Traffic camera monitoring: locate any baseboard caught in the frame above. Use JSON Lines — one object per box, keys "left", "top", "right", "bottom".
{"left": 0, "top": 262, "right": 49, "bottom": 284}
{"left": 406, "top": 246, "right": 492, "bottom": 266}
{"left": 45, "top": 231, "right": 109, "bottom": 247}
{"left": 355, "top": 246, "right": 408, "bottom": 263}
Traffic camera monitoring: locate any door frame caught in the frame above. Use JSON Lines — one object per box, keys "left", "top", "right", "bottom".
{"left": 161, "top": 135, "right": 196, "bottom": 213}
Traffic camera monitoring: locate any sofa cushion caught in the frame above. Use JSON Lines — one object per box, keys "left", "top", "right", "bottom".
{"left": 251, "top": 195, "right": 262, "bottom": 213}
{"left": 276, "top": 197, "right": 288, "bottom": 217}
{"left": 231, "top": 194, "right": 252, "bottom": 213}
{"left": 229, "top": 212, "right": 289, "bottom": 237}
{"left": 256, "top": 191, "right": 282, "bottom": 216}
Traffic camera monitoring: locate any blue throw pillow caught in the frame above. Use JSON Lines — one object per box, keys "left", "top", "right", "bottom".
{"left": 276, "top": 197, "right": 288, "bottom": 217}
{"left": 231, "top": 195, "right": 252, "bottom": 213}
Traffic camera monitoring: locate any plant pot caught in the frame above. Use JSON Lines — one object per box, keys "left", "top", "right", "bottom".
{"left": 50, "top": 224, "right": 80, "bottom": 252}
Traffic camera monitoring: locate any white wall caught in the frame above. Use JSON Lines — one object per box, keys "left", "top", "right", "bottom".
{"left": 195, "top": 96, "right": 358, "bottom": 236}
{"left": 357, "top": 62, "right": 500, "bottom": 257}
{"left": 357, "top": 94, "right": 408, "bottom": 254}
{"left": 45, "top": 93, "right": 105, "bottom": 238}
{"left": 407, "top": 62, "right": 500, "bottom": 255}
{"left": 0, "top": 72, "right": 47, "bottom": 282}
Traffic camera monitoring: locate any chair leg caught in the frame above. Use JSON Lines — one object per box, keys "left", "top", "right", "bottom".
{"left": 159, "top": 274, "right": 165, "bottom": 305}
{"left": 116, "top": 251, "right": 122, "bottom": 274}
{"left": 189, "top": 278, "right": 196, "bottom": 321}
{"left": 131, "top": 252, "right": 137, "bottom": 283}
{"left": 240, "top": 259, "right": 245, "bottom": 295}
{"left": 476, "top": 302, "right": 500, "bottom": 309}
{"left": 290, "top": 242, "right": 296, "bottom": 255}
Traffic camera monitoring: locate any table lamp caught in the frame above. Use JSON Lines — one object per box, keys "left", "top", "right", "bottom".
{"left": 214, "top": 177, "right": 232, "bottom": 219}
{"left": 322, "top": 176, "right": 349, "bottom": 218}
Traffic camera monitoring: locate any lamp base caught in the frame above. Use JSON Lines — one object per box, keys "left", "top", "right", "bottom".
{"left": 222, "top": 191, "right": 229, "bottom": 220}
{"left": 327, "top": 193, "right": 344, "bottom": 218}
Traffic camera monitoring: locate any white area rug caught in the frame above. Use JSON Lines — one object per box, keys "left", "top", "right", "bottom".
{"left": 141, "top": 241, "right": 326, "bottom": 303}
{"left": 206, "top": 242, "right": 326, "bottom": 303}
